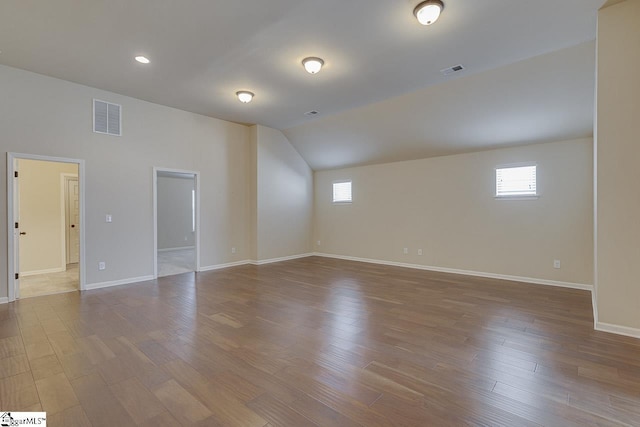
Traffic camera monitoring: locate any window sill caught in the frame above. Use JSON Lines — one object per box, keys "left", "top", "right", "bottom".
{"left": 494, "top": 195, "right": 539, "bottom": 201}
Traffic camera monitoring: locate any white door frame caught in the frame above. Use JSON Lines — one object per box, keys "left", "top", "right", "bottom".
{"left": 61, "top": 173, "right": 78, "bottom": 265}
{"left": 7, "top": 152, "right": 86, "bottom": 302}
{"left": 153, "top": 167, "right": 200, "bottom": 279}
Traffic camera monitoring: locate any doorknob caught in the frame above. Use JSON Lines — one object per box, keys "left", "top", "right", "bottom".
{"left": 71, "top": 224, "right": 75, "bottom": 228}
{"left": 19, "top": 232, "right": 26, "bottom": 235}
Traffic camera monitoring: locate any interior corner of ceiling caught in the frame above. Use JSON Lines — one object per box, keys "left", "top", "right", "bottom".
{"left": 600, "top": 0, "right": 625, "bottom": 10}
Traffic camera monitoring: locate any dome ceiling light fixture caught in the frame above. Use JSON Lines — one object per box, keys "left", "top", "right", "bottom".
{"left": 414, "top": 0, "right": 444, "bottom": 26}
{"left": 135, "top": 55, "right": 150, "bottom": 64}
{"left": 236, "top": 91, "right": 254, "bottom": 103}
{"left": 302, "top": 57, "right": 324, "bottom": 74}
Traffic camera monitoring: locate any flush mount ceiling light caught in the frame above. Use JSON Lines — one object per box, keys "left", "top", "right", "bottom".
{"left": 302, "top": 57, "right": 324, "bottom": 74}
{"left": 236, "top": 91, "right": 254, "bottom": 103}
{"left": 414, "top": 0, "right": 444, "bottom": 25}
{"left": 135, "top": 55, "right": 150, "bottom": 64}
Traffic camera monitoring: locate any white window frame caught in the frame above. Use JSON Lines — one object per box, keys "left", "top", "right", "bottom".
{"left": 332, "top": 180, "right": 352, "bottom": 204}
{"left": 495, "top": 162, "right": 538, "bottom": 200}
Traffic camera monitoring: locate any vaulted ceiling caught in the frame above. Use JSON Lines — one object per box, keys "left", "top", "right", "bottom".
{"left": 0, "top": 0, "right": 605, "bottom": 169}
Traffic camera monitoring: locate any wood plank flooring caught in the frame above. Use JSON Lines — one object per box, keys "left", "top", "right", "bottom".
{"left": 1, "top": 256, "right": 639, "bottom": 426}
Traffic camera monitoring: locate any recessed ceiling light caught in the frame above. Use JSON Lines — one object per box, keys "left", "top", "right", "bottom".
{"left": 414, "top": 0, "right": 444, "bottom": 25}
{"left": 135, "top": 56, "right": 150, "bottom": 64}
{"left": 236, "top": 91, "right": 254, "bottom": 103}
{"left": 302, "top": 57, "right": 324, "bottom": 74}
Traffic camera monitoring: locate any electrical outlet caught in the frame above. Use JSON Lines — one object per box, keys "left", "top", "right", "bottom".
{"left": 231, "top": 247, "right": 236, "bottom": 254}
{"left": 554, "top": 260, "right": 561, "bottom": 269}
{"left": 317, "top": 240, "right": 321, "bottom": 246}
{"left": 418, "top": 249, "right": 423, "bottom": 256}
{"left": 105, "top": 214, "right": 112, "bottom": 223}
{"left": 98, "top": 262, "right": 106, "bottom": 270}
{"left": 403, "top": 248, "right": 409, "bottom": 255}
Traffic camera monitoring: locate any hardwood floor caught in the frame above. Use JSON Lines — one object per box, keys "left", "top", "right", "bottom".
{"left": 1, "top": 256, "right": 639, "bottom": 426}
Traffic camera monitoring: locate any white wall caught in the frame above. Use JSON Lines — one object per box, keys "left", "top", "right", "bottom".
{"left": 595, "top": 0, "right": 640, "bottom": 332}
{"left": 315, "top": 138, "right": 594, "bottom": 286}
{"left": 0, "top": 64, "right": 250, "bottom": 295}
{"left": 251, "top": 125, "right": 313, "bottom": 261}
{"left": 18, "top": 159, "right": 78, "bottom": 274}
{"left": 0, "top": 61, "right": 603, "bottom": 310}
{"left": 157, "top": 174, "right": 195, "bottom": 250}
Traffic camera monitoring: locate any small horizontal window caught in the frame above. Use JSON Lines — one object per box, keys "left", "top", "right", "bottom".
{"left": 496, "top": 165, "right": 537, "bottom": 197}
{"left": 333, "top": 181, "right": 352, "bottom": 203}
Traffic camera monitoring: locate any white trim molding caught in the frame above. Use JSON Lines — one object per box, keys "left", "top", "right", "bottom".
{"left": 158, "top": 246, "right": 196, "bottom": 253}
{"left": 0, "top": 297, "right": 8, "bottom": 305}
{"left": 199, "top": 260, "right": 252, "bottom": 272}
{"left": 251, "top": 253, "right": 314, "bottom": 266}
{"left": 592, "top": 295, "right": 599, "bottom": 333}
{"left": 20, "top": 267, "right": 66, "bottom": 277}
{"left": 199, "top": 254, "right": 315, "bottom": 271}
{"left": 595, "top": 322, "right": 640, "bottom": 339}
{"left": 85, "top": 275, "right": 154, "bottom": 291}
{"left": 312, "top": 252, "right": 593, "bottom": 291}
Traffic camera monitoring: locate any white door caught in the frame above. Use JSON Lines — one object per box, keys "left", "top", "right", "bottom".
{"left": 66, "top": 178, "right": 80, "bottom": 264}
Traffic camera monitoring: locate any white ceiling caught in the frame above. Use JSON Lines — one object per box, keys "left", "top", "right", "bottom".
{"left": 0, "top": 0, "right": 604, "bottom": 169}
{"left": 285, "top": 41, "right": 596, "bottom": 170}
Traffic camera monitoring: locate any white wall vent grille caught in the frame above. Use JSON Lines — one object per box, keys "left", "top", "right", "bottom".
{"left": 93, "top": 99, "right": 121, "bottom": 136}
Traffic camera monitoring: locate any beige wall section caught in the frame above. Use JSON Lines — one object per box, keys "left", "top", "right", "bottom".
{"left": 0, "top": 64, "right": 250, "bottom": 296}
{"left": 596, "top": 0, "right": 640, "bottom": 330}
{"left": 254, "top": 125, "right": 313, "bottom": 260}
{"left": 315, "top": 138, "right": 593, "bottom": 285}
{"left": 248, "top": 125, "right": 258, "bottom": 260}
{"left": 157, "top": 175, "right": 195, "bottom": 250}
{"left": 18, "top": 159, "right": 78, "bottom": 274}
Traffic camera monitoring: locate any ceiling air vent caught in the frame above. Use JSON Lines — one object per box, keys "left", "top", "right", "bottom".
{"left": 93, "top": 99, "right": 121, "bottom": 136}
{"left": 304, "top": 110, "right": 319, "bottom": 117}
{"left": 440, "top": 64, "right": 465, "bottom": 76}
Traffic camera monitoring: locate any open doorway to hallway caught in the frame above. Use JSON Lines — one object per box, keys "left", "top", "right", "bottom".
{"left": 15, "top": 159, "right": 79, "bottom": 298}
{"left": 154, "top": 169, "right": 200, "bottom": 277}
{"left": 7, "top": 153, "right": 85, "bottom": 302}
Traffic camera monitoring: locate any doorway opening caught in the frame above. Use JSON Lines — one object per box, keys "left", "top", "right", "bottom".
{"left": 153, "top": 168, "right": 200, "bottom": 278}
{"left": 7, "top": 153, "right": 86, "bottom": 301}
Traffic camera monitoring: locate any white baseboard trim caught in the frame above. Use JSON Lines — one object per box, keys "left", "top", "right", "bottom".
{"left": 158, "top": 246, "right": 196, "bottom": 252}
{"left": 0, "top": 297, "right": 8, "bottom": 304}
{"left": 85, "top": 275, "right": 155, "bottom": 291}
{"left": 20, "top": 267, "right": 66, "bottom": 277}
{"left": 312, "top": 252, "right": 593, "bottom": 291}
{"left": 199, "top": 260, "right": 252, "bottom": 272}
{"left": 595, "top": 322, "right": 640, "bottom": 339}
{"left": 198, "top": 254, "right": 314, "bottom": 271}
{"left": 251, "top": 253, "right": 314, "bottom": 266}
{"left": 592, "top": 290, "right": 599, "bottom": 329}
